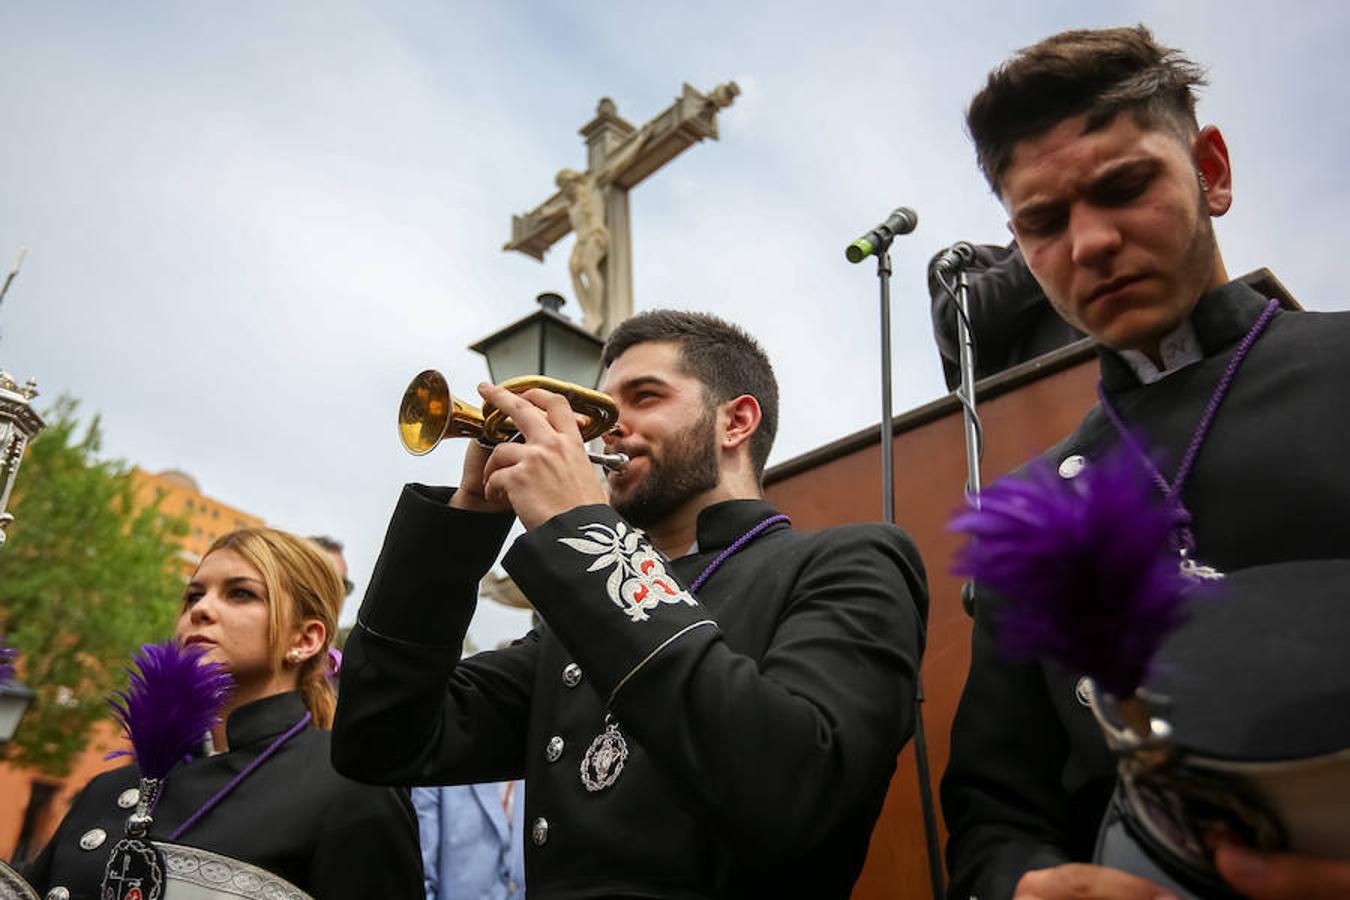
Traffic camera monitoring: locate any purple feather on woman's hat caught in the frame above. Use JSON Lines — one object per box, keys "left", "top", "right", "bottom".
{"left": 949, "top": 448, "right": 1198, "bottom": 698}
{"left": 107, "top": 641, "right": 234, "bottom": 781}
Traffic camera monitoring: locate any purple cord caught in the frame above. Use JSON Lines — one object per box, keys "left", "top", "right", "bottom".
{"left": 688, "top": 515, "right": 790, "bottom": 594}
{"left": 1097, "top": 298, "right": 1280, "bottom": 554}
{"left": 167, "top": 712, "right": 312, "bottom": 841}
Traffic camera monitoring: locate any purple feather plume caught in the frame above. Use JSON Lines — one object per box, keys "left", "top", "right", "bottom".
{"left": 107, "top": 641, "right": 234, "bottom": 780}
{"left": 0, "top": 636, "right": 16, "bottom": 684}
{"left": 950, "top": 449, "right": 1197, "bottom": 698}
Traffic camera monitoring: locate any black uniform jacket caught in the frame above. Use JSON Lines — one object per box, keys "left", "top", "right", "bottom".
{"left": 333, "top": 493, "right": 928, "bottom": 899}
{"left": 941, "top": 282, "right": 1350, "bottom": 899}
{"left": 26, "top": 691, "right": 422, "bottom": 900}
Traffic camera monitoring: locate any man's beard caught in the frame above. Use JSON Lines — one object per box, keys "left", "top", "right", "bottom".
{"left": 610, "top": 409, "right": 721, "bottom": 529}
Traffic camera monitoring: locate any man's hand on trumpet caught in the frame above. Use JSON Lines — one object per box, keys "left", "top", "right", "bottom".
{"left": 456, "top": 382, "right": 607, "bottom": 529}
{"left": 446, "top": 434, "right": 511, "bottom": 515}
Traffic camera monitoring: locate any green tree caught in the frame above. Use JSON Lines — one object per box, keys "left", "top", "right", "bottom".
{"left": 0, "top": 396, "right": 186, "bottom": 775}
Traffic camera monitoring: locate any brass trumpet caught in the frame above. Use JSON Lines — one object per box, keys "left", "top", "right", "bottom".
{"left": 397, "top": 370, "right": 630, "bottom": 471}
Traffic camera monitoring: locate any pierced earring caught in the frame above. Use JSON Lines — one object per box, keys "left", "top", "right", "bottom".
{"left": 288, "top": 650, "right": 302, "bottom": 664}
{"left": 1198, "top": 172, "right": 1210, "bottom": 192}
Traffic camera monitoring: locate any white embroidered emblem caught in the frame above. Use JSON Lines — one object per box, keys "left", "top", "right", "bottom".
{"left": 558, "top": 522, "right": 697, "bottom": 622}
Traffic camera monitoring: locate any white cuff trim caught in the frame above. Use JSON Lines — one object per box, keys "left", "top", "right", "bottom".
{"left": 607, "top": 619, "right": 718, "bottom": 706}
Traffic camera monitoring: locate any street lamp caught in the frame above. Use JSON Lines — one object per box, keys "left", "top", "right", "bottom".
{"left": 469, "top": 294, "right": 608, "bottom": 614}
{"left": 0, "top": 247, "right": 45, "bottom": 548}
{"left": 468, "top": 293, "right": 606, "bottom": 389}
{"left": 0, "top": 680, "right": 35, "bottom": 746}
{"left": 0, "top": 370, "right": 44, "bottom": 548}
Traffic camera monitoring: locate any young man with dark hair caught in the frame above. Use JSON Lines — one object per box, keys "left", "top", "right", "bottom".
{"left": 334, "top": 310, "right": 928, "bottom": 898}
{"left": 942, "top": 26, "right": 1350, "bottom": 900}
{"left": 602, "top": 310, "right": 780, "bottom": 479}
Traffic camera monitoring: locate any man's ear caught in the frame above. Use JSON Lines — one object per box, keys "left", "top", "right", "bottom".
{"left": 1193, "top": 125, "right": 1233, "bottom": 217}
{"left": 720, "top": 395, "right": 761, "bottom": 454}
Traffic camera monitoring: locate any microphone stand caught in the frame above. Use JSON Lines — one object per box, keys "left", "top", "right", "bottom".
{"left": 941, "top": 263, "right": 984, "bottom": 615}
{"left": 871, "top": 243, "right": 946, "bottom": 900}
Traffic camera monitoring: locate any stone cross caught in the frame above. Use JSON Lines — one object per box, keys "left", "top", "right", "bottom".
{"left": 503, "top": 82, "right": 739, "bottom": 336}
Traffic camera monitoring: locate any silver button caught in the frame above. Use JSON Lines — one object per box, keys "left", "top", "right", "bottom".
{"left": 531, "top": 816, "right": 549, "bottom": 846}
{"left": 46, "top": 889, "right": 71, "bottom": 900}
{"left": 1058, "top": 454, "right": 1087, "bottom": 479}
{"left": 545, "top": 735, "right": 565, "bottom": 762}
{"left": 78, "top": 828, "right": 107, "bottom": 851}
{"left": 561, "top": 663, "right": 582, "bottom": 688}
{"left": 1075, "top": 676, "right": 1094, "bottom": 708}
{"left": 117, "top": 787, "right": 140, "bottom": 809}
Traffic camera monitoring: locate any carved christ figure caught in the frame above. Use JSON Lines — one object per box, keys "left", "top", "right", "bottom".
{"left": 505, "top": 83, "right": 740, "bottom": 336}
{"left": 553, "top": 168, "right": 609, "bottom": 333}
{"left": 541, "top": 123, "right": 653, "bottom": 333}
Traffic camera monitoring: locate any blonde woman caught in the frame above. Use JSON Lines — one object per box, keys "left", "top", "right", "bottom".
{"left": 28, "top": 528, "right": 422, "bottom": 900}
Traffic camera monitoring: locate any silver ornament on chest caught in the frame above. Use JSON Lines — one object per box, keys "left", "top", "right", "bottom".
{"left": 580, "top": 721, "right": 629, "bottom": 792}
{"left": 100, "top": 777, "right": 167, "bottom": 900}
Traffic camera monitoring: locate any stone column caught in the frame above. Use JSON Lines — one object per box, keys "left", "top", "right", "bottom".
{"left": 580, "top": 99, "right": 637, "bottom": 337}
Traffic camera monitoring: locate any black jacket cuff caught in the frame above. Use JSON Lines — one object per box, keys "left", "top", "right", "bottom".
{"left": 356, "top": 483, "right": 515, "bottom": 646}
{"left": 504, "top": 505, "right": 716, "bottom": 701}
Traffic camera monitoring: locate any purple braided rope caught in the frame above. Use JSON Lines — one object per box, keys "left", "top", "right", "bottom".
{"left": 1097, "top": 298, "right": 1280, "bottom": 553}
{"left": 167, "top": 712, "right": 312, "bottom": 841}
{"left": 688, "top": 515, "right": 790, "bottom": 594}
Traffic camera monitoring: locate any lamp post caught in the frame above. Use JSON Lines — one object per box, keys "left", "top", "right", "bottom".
{"left": 0, "top": 244, "right": 45, "bottom": 548}
{"left": 0, "top": 250, "right": 44, "bottom": 748}
{"left": 0, "top": 370, "right": 44, "bottom": 549}
{"left": 470, "top": 294, "right": 607, "bottom": 613}
{"left": 468, "top": 293, "right": 606, "bottom": 388}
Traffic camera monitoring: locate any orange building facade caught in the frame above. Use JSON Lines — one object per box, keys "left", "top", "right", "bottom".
{"left": 131, "top": 468, "right": 266, "bottom": 576}
{"left": 0, "top": 469, "right": 264, "bottom": 865}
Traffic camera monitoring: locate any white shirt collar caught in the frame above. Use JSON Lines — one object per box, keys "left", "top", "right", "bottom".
{"left": 1118, "top": 318, "right": 1203, "bottom": 385}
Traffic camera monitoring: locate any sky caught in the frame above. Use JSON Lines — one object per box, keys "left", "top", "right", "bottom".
{"left": 2, "top": 1, "right": 1347, "bottom": 648}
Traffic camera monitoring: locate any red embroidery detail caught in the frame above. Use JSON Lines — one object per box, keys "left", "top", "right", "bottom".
{"left": 558, "top": 522, "right": 697, "bottom": 622}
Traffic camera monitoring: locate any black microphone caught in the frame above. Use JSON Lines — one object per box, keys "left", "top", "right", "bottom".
{"left": 931, "top": 241, "right": 977, "bottom": 275}
{"left": 845, "top": 207, "right": 918, "bottom": 263}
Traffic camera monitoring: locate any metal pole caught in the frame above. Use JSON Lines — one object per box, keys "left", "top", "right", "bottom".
{"left": 953, "top": 269, "right": 982, "bottom": 617}
{"left": 877, "top": 250, "right": 895, "bottom": 525}
{"left": 955, "top": 269, "right": 981, "bottom": 502}
{"left": 875, "top": 248, "right": 945, "bottom": 900}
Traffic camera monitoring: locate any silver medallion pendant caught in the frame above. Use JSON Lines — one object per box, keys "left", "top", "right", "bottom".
{"left": 580, "top": 721, "right": 629, "bottom": 792}
{"left": 1179, "top": 551, "right": 1224, "bottom": 582}
{"left": 100, "top": 837, "right": 165, "bottom": 900}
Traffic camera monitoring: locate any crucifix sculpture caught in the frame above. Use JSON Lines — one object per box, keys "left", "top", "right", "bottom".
{"left": 503, "top": 82, "right": 740, "bottom": 336}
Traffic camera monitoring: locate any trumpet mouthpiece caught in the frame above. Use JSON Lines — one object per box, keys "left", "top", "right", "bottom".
{"left": 589, "top": 451, "right": 629, "bottom": 472}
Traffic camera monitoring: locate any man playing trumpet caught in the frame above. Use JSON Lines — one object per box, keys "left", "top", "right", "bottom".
{"left": 334, "top": 310, "right": 928, "bottom": 898}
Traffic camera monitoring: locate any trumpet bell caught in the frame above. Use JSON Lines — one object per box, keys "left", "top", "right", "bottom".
{"left": 399, "top": 370, "right": 457, "bottom": 455}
